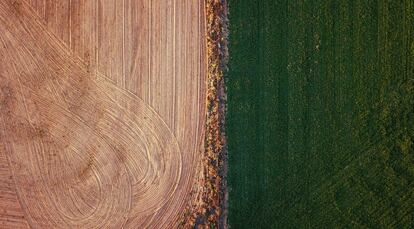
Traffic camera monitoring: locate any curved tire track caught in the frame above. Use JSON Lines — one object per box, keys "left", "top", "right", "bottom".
{"left": 0, "top": 1, "right": 185, "bottom": 228}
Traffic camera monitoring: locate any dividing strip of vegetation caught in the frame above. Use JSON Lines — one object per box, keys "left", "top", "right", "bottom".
{"left": 179, "top": 0, "right": 228, "bottom": 228}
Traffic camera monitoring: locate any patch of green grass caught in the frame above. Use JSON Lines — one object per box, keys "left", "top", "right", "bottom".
{"left": 226, "top": 0, "right": 414, "bottom": 228}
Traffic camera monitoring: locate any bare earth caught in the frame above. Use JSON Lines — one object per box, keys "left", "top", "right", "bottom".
{"left": 0, "top": 0, "right": 206, "bottom": 228}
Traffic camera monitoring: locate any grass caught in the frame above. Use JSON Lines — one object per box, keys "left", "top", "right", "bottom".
{"left": 226, "top": 0, "right": 414, "bottom": 228}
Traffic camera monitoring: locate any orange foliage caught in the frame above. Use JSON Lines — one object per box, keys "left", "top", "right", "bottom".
{"left": 178, "top": 0, "right": 228, "bottom": 228}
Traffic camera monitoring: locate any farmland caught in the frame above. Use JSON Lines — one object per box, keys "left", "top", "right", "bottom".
{"left": 227, "top": 0, "right": 414, "bottom": 228}
{"left": 0, "top": 0, "right": 206, "bottom": 228}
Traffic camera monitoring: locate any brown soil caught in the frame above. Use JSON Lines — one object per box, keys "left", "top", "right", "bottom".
{"left": 0, "top": 0, "right": 205, "bottom": 228}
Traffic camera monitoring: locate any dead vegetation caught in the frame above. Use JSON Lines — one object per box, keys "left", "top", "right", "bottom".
{"left": 179, "top": 0, "right": 228, "bottom": 228}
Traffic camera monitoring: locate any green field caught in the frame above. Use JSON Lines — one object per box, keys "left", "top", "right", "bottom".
{"left": 226, "top": 0, "right": 414, "bottom": 228}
